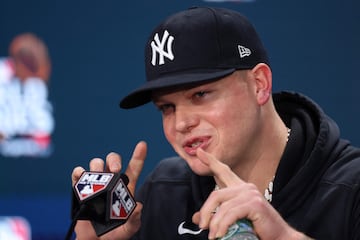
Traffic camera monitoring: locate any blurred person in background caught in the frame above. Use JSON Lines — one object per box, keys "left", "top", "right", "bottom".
{"left": 0, "top": 33, "right": 54, "bottom": 157}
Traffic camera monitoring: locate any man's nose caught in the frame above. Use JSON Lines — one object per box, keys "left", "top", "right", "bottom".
{"left": 175, "top": 107, "right": 198, "bottom": 132}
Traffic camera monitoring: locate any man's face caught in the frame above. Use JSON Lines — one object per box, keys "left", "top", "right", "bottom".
{"left": 152, "top": 70, "right": 263, "bottom": 176}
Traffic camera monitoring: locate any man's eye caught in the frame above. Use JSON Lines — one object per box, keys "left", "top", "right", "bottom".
{"left": 195, "top": 91, "right": 207, "bottom": 98}
{"left": 158, "top": 104, "right": 175, "bottom": 114}
{"left": 193, "top": 91, "right": 212, "bottom": 100}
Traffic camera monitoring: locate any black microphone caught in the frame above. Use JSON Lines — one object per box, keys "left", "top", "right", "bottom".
{"left": 65, "top": 171, "right": 137, "bottom": 239}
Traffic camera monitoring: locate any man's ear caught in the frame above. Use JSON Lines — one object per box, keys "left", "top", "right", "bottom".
{"left": 251, "top": 63, "right": 272, "bottom": 105}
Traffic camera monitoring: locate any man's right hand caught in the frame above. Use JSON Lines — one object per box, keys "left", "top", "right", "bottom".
{"left": 71, "top": 141, "right": 147, "bottom": 240}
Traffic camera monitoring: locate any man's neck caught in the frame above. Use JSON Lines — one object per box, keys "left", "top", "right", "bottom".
{"left": 229, "top": 114, "right": 289, "bottom": 196}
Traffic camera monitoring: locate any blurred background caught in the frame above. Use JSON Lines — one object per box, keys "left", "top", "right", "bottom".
{"left": 0, "top": 0, "right": 359, "bottom": 239}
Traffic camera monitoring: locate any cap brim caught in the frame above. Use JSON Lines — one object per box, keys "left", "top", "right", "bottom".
{"left": 119, "top": 69, "right": 236, "bottom": 109}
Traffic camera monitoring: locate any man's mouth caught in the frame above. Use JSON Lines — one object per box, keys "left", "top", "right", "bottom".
{"left": 189, "top": 140, "right": 202, "bottom": 148}
{"left": 183, "top": 137, "right": 210, "bottom": 155}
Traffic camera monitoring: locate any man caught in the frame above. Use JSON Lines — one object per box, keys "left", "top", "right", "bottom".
{"left": 72, "top": 7, "right": 360, "bottom": 239}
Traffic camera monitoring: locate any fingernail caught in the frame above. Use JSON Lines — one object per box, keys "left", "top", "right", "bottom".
{"left": 199, "top": 222, "right": 204, "bottom": 229}
{"left": 208, "top": 232, "right": 215, "bottom": 239}
{"left": 111, "top": 162, "right": 121, "bottom": 172}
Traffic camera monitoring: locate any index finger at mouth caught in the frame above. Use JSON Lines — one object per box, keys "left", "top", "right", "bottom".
{"left": 196, "top": 148, "right": 242, "bottom": 188}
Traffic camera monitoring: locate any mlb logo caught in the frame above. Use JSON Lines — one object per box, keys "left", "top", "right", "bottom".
{"left": 74, "top": 172, "right": 114, "bottom": 201}
{"left": 110, "top": 179, "right": 136, "bottom": 220}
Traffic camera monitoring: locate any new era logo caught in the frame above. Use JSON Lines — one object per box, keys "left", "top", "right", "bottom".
{"left": 238, "top": 45, "right": 251, "bottom": 58}
{"left": 150, "top": 30, "right": 174, "bottom": 66}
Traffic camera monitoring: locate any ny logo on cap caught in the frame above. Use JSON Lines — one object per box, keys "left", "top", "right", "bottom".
{"left": 151, "top": 30, "right": 174, "bottom": 66}
{"left": 238, "top": 45, "right": 251, "bottom": 58}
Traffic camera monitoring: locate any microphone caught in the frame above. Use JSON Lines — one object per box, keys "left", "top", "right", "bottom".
{"left": 65, "top": 171, "right": 137, "bottom": 239}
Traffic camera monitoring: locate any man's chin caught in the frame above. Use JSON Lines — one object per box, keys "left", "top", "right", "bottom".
{"left": 189, "top": 162, "right": 213, "bottom": 176}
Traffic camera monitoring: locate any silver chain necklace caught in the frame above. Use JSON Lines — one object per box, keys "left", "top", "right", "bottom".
{"left": 214, "top": 128, "right": 291, "bottom": 203}
{"left": 264, "top": 127, "right": 291, "bottom": 203}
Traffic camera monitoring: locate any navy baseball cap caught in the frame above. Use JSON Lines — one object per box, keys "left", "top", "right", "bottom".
{"left": 120, "top": 7, "right": 269, "bottom": 109}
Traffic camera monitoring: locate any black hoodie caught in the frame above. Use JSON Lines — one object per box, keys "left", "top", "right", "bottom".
{"left": 133, "top": 91, "right": 360, "bottom": 240}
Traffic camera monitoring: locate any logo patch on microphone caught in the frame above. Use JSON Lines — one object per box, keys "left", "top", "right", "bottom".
{"left": 75, "top": 172, "right": 114, "bottom": 201}
{"left": 110, "top": 178, "right": 136, "bottom": 219}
